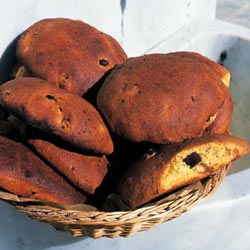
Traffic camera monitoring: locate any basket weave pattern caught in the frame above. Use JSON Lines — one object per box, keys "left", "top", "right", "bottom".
{"left": 1, "top": 165, "right": 229, "bottom": 238}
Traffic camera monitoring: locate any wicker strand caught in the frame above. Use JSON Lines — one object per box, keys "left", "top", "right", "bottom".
{"left": 0, "top": 166, "right": 229, "bottom": 238}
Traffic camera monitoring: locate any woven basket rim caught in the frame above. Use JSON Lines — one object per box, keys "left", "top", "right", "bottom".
{"left": 0, "top": 165, "right": 230, "bottom": 237}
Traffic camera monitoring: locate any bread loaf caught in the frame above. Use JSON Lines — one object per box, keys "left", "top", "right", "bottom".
{"left": 97, "top": 52, "right": 231, "bottom": 143}
{"left": 116, "top": 134, "right": 249, "bottom": 208}
{"left": 17, "top": 18, "right": 127, "bottom": 95}
{"left": 0, "top": 135, "right": 86, "bottom": 204}
{"left": 0, "top": 77, "right": 113, "bottom": 154}
{"left": 29, "top": 136, "right": 108, "bottom": 194}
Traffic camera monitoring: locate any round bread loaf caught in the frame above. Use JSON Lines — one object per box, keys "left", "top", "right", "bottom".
{"left": 17, "top": 18, "right": 127, "bottom": 96}
{"left": 0, "top": 135, "right": 86, "bottom": 205}
{"left": 0, "top": 77, "right": 113, "bottom": 154}
{"left": 97, "top": 52, "right": 231, "bottom": 143}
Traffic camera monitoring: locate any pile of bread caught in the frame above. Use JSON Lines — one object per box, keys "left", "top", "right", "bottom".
{"left": 0, "top": 18, "right": 248, "bottom": 209}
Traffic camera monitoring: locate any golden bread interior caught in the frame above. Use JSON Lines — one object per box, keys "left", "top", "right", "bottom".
{"left": 161, "top": 141, "right": 245, "bottom": 192}
{"left": 221, "top": 71, "right": 230, "bottom": 88}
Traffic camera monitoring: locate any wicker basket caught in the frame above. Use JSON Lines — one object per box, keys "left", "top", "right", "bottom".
{"left": 0, "top": 165, "right": 229, "bottom": 238}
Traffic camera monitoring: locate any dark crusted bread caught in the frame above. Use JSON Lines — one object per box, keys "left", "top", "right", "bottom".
{"left": 16, "top": 18, "right": 127, "bottom": 96}
{"left": 0, "top": 77, "right": 113, "bottom": 154}
{"left": 205, "top": 92, "right": 233, "bottom": 134}
{"left": 29, "top": 136, "right": 108, "bottom": 194}
{"left": 174, "top": 51, "right": 230, "bottom": 87}
{"left": 116, "top": 134, "right": 248, "bottom": 208}
{"left": 0, "top": 135, "right": 86, "bottom": 204}
{"left": 97, "top": 52, "right": 231, "bottom": 143}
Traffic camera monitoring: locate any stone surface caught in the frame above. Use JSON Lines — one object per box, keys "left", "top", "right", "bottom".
{"left": 0, "top": 0, "right": 216, "bottom": 58}
{"left": 122, "top": 0, "right": 216, "bottom": 56}
{"left": 217, "top": 0, "right": 250, "bottom": 28}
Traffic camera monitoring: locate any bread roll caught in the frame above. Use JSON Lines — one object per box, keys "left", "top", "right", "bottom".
{"left": 0, "top": 77, "right": 113, "bottom": 154}
{"left": 0, "top": 135, "right": 86, "bottom": 204}
{"left": 97, "top": 52, "right": 231, "bottom": 143}
{"left": 29, "top": 136, "right": 108, "bottom": 194}
{"left": 116, "top": 134, "right": 248, "bottom": 208}
{"left": 17, "top": 18, "right": 127, "bottom": 95}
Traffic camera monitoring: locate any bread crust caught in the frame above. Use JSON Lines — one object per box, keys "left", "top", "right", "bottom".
{"left": 0, "top": 135, "right": 86, "bottom": 204}
{"left": 29, "top": 137, "right": 108, "bottom": 194}
{"left": 0, "top": 77, "right": 113, "bottom": 154}
{"left": 205, "top": 92, "right": 233, "bottom": 134}
{"left": 116, "top": 134, "right": 249, "bottom": 208}
{"left": 97, "top": 52, "right": 230, "bottom": 143}
{"left": 17, "top": 18, "right": 127, "bottom": 96}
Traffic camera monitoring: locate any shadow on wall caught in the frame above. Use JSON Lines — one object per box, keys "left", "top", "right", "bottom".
{"left": 0, "top": 201, "right": 83, "bottom": 250}
{"left": 0, "top": 34, "right": 22, "bottom": 85}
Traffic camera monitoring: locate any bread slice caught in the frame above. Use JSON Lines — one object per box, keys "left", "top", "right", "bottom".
{"left": 0, "top": 135, "right": 86, "bottom": 204}
{"left": 116, "top": 134, "right": 249, "bottom": 208}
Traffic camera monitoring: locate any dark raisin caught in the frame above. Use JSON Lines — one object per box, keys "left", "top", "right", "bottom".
{"left": 46, "top": 95, "right": 57, "bottom": 101}
{"left": 99, "top": 59, "right": 109, "bottom": 67}
{"left": 183, "top": 152, "right": 202, "bottom": 168}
